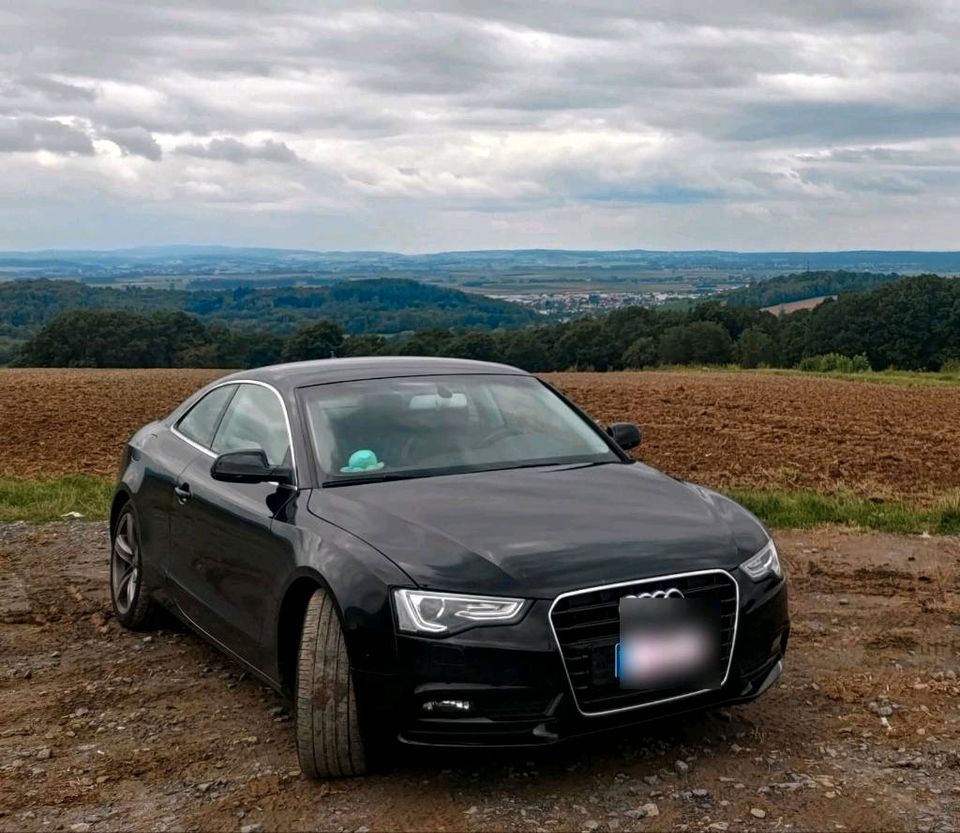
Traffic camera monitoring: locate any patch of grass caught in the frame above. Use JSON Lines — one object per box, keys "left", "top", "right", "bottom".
{"left": 766, "top": 367, "right": 960, "bottom": 387}
{"left": 726, "top": 487, "right": 960, "bottom": 535}
{"left": 0, "top": 475, "right": 113, "bottom": 523}
{"left": 1, "top": 475, "right": 959, "bottom": 536}
{"left": 652, "top": 365, "right": 960, "bottom": 387}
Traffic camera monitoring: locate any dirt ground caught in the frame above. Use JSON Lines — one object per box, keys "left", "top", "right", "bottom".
{"left": 1, "top": 521, "right": 957, "bottom": 833}
{"left": 4, "top": 368, "right": 960, "bottom": 503}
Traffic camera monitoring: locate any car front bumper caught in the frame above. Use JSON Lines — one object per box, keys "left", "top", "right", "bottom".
{"left": 354, "top": 574, "right": 789, "bottom": 748}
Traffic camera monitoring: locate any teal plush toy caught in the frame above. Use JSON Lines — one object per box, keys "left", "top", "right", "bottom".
{"left": 340, "top": 449, "right": 385, "bottom": 473}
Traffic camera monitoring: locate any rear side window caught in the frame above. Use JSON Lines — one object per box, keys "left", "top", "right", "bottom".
{"left": 212, "top": 384, "right": 291, "bottom": 467}
{"left": 175, "top": 385, "right": 236, "bottom": 448}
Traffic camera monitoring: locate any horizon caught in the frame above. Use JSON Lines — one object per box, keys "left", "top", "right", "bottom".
{"left": 5, "top": 244, "right": 960, "bottom": 257}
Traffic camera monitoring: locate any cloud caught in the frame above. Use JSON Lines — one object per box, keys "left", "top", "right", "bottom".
{"left": 102, "top": 126, "right": 162, "bottom": 160}
{"left": 176, "top": 137, "right": 302, "bottom": 164}
{"left": 9, "top": 75, "right": 97, "bottom": 103}
{"left": 726, "top": 101, "right": 960, "bottom": 144}
{"left": 796, "top": 144, "right": 960, "bottom": 167}
{"left": 0, "top": 117, "right": 94, "bottom": 155}
{"left": 0, "top": 0, "right": 959, "bottom": 249}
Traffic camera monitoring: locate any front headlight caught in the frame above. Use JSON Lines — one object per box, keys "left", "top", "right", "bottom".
{"left": 393, "top": 589, "right": 526, "bottom": 635}
{"left": 739, "top": 538, "right": 783, "bottom": 581}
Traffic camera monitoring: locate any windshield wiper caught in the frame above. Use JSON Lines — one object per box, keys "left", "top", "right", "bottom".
{"left": 496, "top": 461, "right": 570, "bottom": 472}
{"left": 552, "top": 459, "right": 626, "bottom": 471}
{"left": 322, "top": 459, "right": 623, "bottom": 486}
{"left": 323, "top": 472, "right": 428, "bottom": 487}
{"left": 323, "top": 463, "right": 563, "bottom": 485}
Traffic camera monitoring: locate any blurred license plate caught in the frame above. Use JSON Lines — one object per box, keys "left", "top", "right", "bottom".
{"left": 616, "top": 595, "right": 721, "bottom": 691}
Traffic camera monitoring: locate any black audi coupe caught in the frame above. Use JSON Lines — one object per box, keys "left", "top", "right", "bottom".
{"left": 110, "top": 357, "right": 789, "bottom": 777}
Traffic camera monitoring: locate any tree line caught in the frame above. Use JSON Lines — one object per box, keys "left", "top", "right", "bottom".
{"left": 13, "top": 274, "right": 960, "bottom": 372}
{"left": 0, "top": 277, "right": 539, "bottom": 341}
{"left": 720, "top": 270, "right": 902, "bottom": 308}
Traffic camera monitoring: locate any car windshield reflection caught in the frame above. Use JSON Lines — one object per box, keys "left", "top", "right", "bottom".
{"left": 300, "top": 374, "right": 621, "bottom": 484}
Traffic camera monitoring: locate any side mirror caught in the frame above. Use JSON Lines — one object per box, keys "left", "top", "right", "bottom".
{"left": 211, "top": 449, "right": 294, "bottom": 486}
{"left": 607, "top": 422, "right": 641, "bottom": 451}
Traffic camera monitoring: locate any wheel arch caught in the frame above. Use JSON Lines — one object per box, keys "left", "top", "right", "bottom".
{"left": 109, "top": 488, "right": 133, "bottom": 537}
{"left": 271, "top": 513, "right": 409, "bottom": 697}
{"left": 276, "top": 570, "right": 337, "bottom": 697}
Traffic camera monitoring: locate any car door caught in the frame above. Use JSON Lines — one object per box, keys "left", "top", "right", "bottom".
{"left": 154, "top": 384, "right": 239, "bottom": 577}
{"left": 167, "top": 382, "right": 295, "bottom": 668}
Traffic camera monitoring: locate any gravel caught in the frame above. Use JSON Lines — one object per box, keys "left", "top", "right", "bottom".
{"left": 1, "top": 523, "right": 958, "bottom": 832}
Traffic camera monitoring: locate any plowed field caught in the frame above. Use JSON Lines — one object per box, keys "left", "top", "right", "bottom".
{"left": 0, "top": 369, "right": 223, "bottom": 479}
{"left": 2, "top": 368, "right": 960, "bottom": 502}
{"left": 548, "top": 371, "right": 960, "bottom": 502}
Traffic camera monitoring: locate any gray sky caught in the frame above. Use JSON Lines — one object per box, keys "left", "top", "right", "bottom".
{"left": 2, "top": 0, "right": 959, "bottom": 251}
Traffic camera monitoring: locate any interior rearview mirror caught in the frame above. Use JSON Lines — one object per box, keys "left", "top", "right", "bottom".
{"left": 607, "top": 422, "right": 641, "bottom": 451}
{"left": 211, "top": 449, "right": 294, "bottom": 486}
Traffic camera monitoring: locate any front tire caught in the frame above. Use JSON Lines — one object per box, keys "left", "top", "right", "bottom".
{"left": 110, "top": 504, "right": 160, "bottom": 630}
{"left": 295, "top": 588, "right": 367, "bottom": 778}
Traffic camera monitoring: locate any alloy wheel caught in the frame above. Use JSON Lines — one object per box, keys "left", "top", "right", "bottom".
{"left": 111, "top": 512, "right": 140, "bottom": 615}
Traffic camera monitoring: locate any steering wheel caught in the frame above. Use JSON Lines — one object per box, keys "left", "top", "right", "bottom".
{"left": 473, "top": 425, "right": 521, "bottom": 450}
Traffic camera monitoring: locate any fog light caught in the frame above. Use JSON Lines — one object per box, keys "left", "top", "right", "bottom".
{"left": 421, "top": 699, "right": 473, "bottom": 715}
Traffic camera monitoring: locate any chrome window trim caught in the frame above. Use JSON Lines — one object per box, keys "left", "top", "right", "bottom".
{"left": 547, "top": 568, "right": 740, "bottom": 718}
{"left": 171, "top": 382, "right": 236, "bottom": 456}
{"left": 171, "top": 427, "right": 218, "bottom": 458}
{"left": 170, "top": 379, "right": 298, "bottom": 486}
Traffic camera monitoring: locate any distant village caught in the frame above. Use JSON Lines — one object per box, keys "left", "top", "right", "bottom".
{"left": 497, "top": 288, "right": 723, "bottom": 317}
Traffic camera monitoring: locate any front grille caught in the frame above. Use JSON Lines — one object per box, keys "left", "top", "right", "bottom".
{"left": 549, "top": 570, "right": 739, "bottom": 715}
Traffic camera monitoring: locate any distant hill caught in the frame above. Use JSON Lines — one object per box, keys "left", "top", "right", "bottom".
{"left": 2, "top": 246, "right": 960, "bottom": 284}
{"left": 15, "top": 273, "right": 960, "bottom": 373}
{"left": 720, "top": 271, "right": 905, "bottom": 308}
{"left": 0, "top": 277, "right": 541, "bottom": 350}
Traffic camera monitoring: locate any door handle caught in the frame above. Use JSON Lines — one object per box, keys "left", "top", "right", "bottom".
{"left": 174, "top": 483, "right": 192, "bottom": 504}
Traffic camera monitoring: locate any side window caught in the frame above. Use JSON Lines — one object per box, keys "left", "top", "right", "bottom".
{"left": 212, "top": 384, "right": 291, "bottom": 467}
{"left": 175, "top": 385, "right": 236, "bottom": 448}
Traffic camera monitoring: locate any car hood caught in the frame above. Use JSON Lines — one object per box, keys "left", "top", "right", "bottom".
{"left": 306, "top": 462, "right": 767, "bottom": 599}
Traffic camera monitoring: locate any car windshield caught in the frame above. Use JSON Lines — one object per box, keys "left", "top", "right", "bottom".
{"left": 301, "top": 374, "right": 621, "bottom": 484}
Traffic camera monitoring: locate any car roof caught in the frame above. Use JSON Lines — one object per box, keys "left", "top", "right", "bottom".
{"left": 217, "top": 356, "right": 528, "bottom": 393}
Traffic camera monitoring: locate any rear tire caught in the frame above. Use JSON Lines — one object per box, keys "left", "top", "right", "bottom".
{"left": 295, "top": 588, "right": 367, "bottom": 778}
{"left": 110, "top": 504, "right": 161, "bottom": 631}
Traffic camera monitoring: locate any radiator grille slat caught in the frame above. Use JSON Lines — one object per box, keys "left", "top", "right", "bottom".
{"left": 550, "top": 570, "right": 739, "bottom": 715}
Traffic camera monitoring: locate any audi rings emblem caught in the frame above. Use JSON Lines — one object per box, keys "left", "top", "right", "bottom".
{"left": 623, "top": 587, "right": 685, "bottom": 599}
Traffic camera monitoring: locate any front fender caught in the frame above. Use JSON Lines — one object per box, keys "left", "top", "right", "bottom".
{"left": 269, "top": 492, "right": 414, "bottom": 676}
